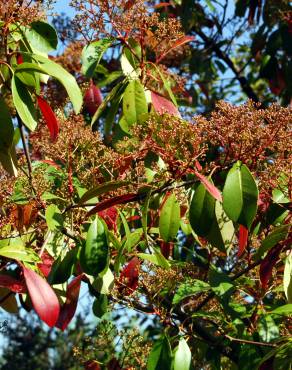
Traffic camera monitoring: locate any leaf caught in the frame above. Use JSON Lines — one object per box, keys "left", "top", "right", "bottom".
{"left": 118, "top": 257, "right": 140, "bottom": 295}
{"left": 159, "top": 193, "right": 180, "bottom": 242}
{"left": 48, "top": 248, "right": 78, "bottom": 285}
{"left": 0, "top": 274, "right": 27, "bottom": 293}
{"left": 80, "top": 217, "right": 109, "bottom": 276}
{"left": 0, "top": 288, "right": 18, "bottom": 314}
{"left": 121, "top": 53, "right": 140, "bottom": 79}
{"left": 16, "top": 55, "right": 83, "bottom": 114}
{"left": 149, "top": 63, "right": 177, "bottom": 106}
{"left": 24, "top": 21, "right": 58, "bottom": 53}
{"left": 259, "top": 244, "right": 283, "bottom": 289}
{"left": 223, "top": 162, "right": 258, "bottom": 229}
{"left": 11, "top": 75, "right": 38, "bottom": 131}
{"left": 256, "top": 225, "right": 290, "bottom": 259}
{"left": 283, "top": 253, "right": 292, "bottom": 303}
{"left": 56, "top": 274, "right": 83, "bottom": 331}
{"left": 0, "top": 245, "right": 39, "bottom": 262}
{"left": 138, "top": 249, "right": 171, "bottom": 269}
{"left": 93, "top": 267, "right": 114, "bottom": 295}
{"left": 156, "top": 35, "right": 194, "bottom": 63}
{"left": 194, "top": 172, "right": 222, "bottom": 202}
{"left": 238, "top": 225, "right": 248, "bottom": 257}
{"left": 37, "top": 251, "right": 54, "bottom": 278}
{"left": 45, "top": 204, "right": 64, "bottom": 231}
{"left": 209, "top": 267, "right": 235, "bottom": 298}
{"left": 173, "top": 279, "right": 210, "bottom": 305}
{"left": 258, "top": 315, "right": 279, "bottom": 342}
{"left": 147, "top": 336, "right": 172, "bottom": 370}
{"left": 151, "top": 91, "right": 180, "bottom": 117}
{"left": 270, "top": 304, "right": 292, "bottom": 315}
{"left": 98, "top": 207, "right": 118, "bottom": 232}
{"left": 81, "top": 38, "right": 113, "bottom": 78}
{"left": 189, "top": 183, "right": 215, "bottom": 237}
{"left": 83, "top": 80, "right": 103, "bottom": 116}
{"left": 86, "top": 193, "right": 139, "bottom": 217}
{"left": 23, "top": 266, "right": 60, "bottom": 327}
{"left": 79, "top": 180, "right": 129, "bottom": 205}
{"left": 123, "top": 79, "right": 148, "bottom": 126}
{"left": 37, "top": 96, "right": 59, "bottom": 141}
{"left": 92, "top": 294, "right": 108, "bottom": 318}
{"left": 173, "top": 337, "right": 191, "bottom": 370}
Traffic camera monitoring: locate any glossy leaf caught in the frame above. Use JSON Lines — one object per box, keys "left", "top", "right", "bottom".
{"left": 147, "top": 336, "right": 172, "bottom": 370}
{"left": 151, "top": 91, "right": 180, "bottom": 117}
{"left": 118, "top": 257, "right": 140, "bottom": 295}
{"left": 260, "top": 244, "right": 283, "bottom": 289}
{"left": 123, "top": 79, "right": 148, "bottom": 126}
{"left": 256, "top": 225, "right": 290, "bottom": 259}
{"left": 173, "top": 279, "right": 210, "bottom": 304}
{"left": 15, "top": 55, "right": 83, "bottom": 114}
{"left": 92, "top": 294, "right": 108, "bottom": 318}
{"left": 56, "top": 274, "right": 83, "bottom": 331}
{"left": 223, "top": 162, "right": 258, "bottom": 229}
{"left": 0, "top": 245, "right": 39, "bottom": 262}
{"left": 159, "top": 193, "right": 180, "bottom": 242}
{"left": 0, "top": 274, "right": 27, "bottom": 293}
{"left": 37, "top": 96, "right": 59, "bottom": 141}
{"left": 156, "top": 35, "right": 194, "bottom": 63}
{"left": 189, "top": 183, "right": 215, "bottom": 237}
{"left": 238, "top": 225, "right": 248, "bottom": 257}
{"left": 173, "top": 337, "right": 191, "bottom": 370}
{"left": 79, "top": 180, "right": 129, "bottom": 205}
{"left": 80, "top": 217, "right": 108, "bottom": 276}
{"left": 48, "top": 248, "right": 78, "bottom": 285}
{"left": 23, "top": 266, "right": 60, "bottom": 327}
{"left": 24, "top": 21, "right": 58, "bottom": 53}
{"left": 11, "top": 75, "right": 38, "bottom": 131}
{"left": 271, "top": 304, "right": 292, "bottom": 315}
{"left": 45, "top": 204, "right": 64, "bottom": 231}
{"left": 283, "top": 253, "right": 292, "bottom": 303}
{"left": 37, "top": 252, "right": 54, "bottom": 278}
{"left": 194, "top": 172, "right": 222, "bottom": 202}
{"left": 81, "top": 38, "right": 113, "bottom": 77}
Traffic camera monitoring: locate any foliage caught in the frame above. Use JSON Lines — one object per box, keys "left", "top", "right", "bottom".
{"left": 0, "top": 1, "right": 291, "bottom": 369}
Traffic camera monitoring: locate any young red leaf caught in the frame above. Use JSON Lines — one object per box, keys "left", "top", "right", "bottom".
{"left": 259, "top": 244, "right": 283, "bottom": 289}
{"left": 118, "top": 257, "right": 140, "bottom": 295}
{"left": 98, "top": 206, "right": 118, "bottom": 232}
{"left": 17, "top": 54, "right": 23, "bottom": 64}
{"left": 151, "top": 91, "right": 181, "bottom": 117}
{"left": 83, "top": 81, "right": 103, "bottom": 116}
{"left": 238, "top": 225, "right": 248, "bottom": 257}
{"left": 194, "top": 171, "right": 222, "bottom": 202}
{"left": 37, "top": 251, "right": 54, "bottom": 278}
{"left": 86, "top": 193, "right": 139, "bottom": 217}
{"left": 160, "top": 241, "right": 173, "bottom": 259}
{"left": 37, "top": 96, "right": 59, "bottom": 141}
{"left": 0, "top": 274, "right": 27, "bottom": 293}
{"left": 22, "top": 266, "right": 60, "bottom": 327}
{"left": 156, "top": 35, "right": 195, "bottom": 63}
{"left": 56, "top": 274, "right": 83, "bottom": 331}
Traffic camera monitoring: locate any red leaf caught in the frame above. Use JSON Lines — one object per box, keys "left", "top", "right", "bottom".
{"left": 37, "top": 252, "right": 54, "bottom": 278}
{"left": 84, "top": 81, "right": 103, "bottom": 116}
{"left": 156, "top": 35, "right": 194, "bottom": 63}
{"left": 160, "top": 241, "right": 173, "bottom": 259}
{"left": 86, "top": 193, "right": 139, "bottom": 217}
{"left": 238, "top": 225, "right": 248, "bottom": 257}
{"left": 98, "top": 206, "right": 118, "bottom": 232}
{"left": 37, "top": 96, "right": 59, "bottom": 141}
{"left": 118, "top": 257, "right": 140, "bottom": 295}
{"left": 259, "top": 244, "right": 283, "bottom": 289}
{"left": 17, "top": 54, "right": 23, "bottom": 64}
{"left": 84, "top": 360, "right": 101, "bottom": 370}
{"left": 194, "top": 171, "right": 222, "bottom": 202}
{"left": 0, "top": 274, "right": 27, "bottom": 293}
{"left": 56, "top": 274, "right": 83, "bottom": 331}
{"left": 22, "top": 266, "right": 60, "bottom": 327}
{"left": 151, "top": 91, "right": 181, "bottom": 117}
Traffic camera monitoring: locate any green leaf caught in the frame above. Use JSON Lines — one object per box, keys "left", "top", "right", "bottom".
{"left": 80, "top": 217, "right": 109, "bottom": 276}
{"left": 81, "top": 38, "right": 113, "bottom": 78}
{"left": 209, "top": 267, "right": 235, "bottom": 298}
{"left": 16, "top": 55, "right": 83, "bottom": 114}
{"left": 48, "top": 248, "right": 78, "bottom": 285}
{"left": 121, "top": 53, "right": 140, "bottom": 79}
{"left": 24, "top": 21, "right": 58, "bottom": 53}
{"left": 124, "top": 229, "right": 143, "bottom": 251}
{"left": 78, "top": 180, "right": 129, "bottom": 205}
{"left": 173, "top": 337, "right": 191, "bottom": 370}
{"left": 159, "top": 193, "right": 180, "bottom": 242}
{"left": 0, "top": 245, "right": 39, "bottom": 262}
{"left": 147, "top": 336, "right": 172, "bottom": 370}
{"left": 271, "top": 304, "right": 292, "bottom": 315}
{"left": 284, "top": 253, "right": 292, "bottom": 303}
{"left": 92, "top": 267, "right": 114, "bottom": 295}
{"left": 138, "top": 249, "right": 171, "bottom": 269}
{"left": 189, "top": 183, "right": 215, "bottom": 237}
{"left": 258, "top": 315, "right": 279, "bottom": 342}
{"left": 45, "top": 204, "right": 64, "bottom": 231}
{"left": 223, "top": 162, "right": 258, "bottom": 229}
{"left": 91, "top": 80, "right": 126, "bottom": 126}
{"left": 123, "top": 79, "right": 148, "bottom": 126}
{"left": 173, "top": 279, "right": 210, "bottom": 304}
{"left": 92, "top": 294, "right": 108, "bottom": 318}
{"left": 11, "top": 75, "right": 38, "bottom": 131}
{"left": 256, "top": 225, "right": 290, "bottom": 259}
{"left": 149, "top": 63, "right": 177, "bottom": 107}
{"left": 207, "top": 201, "right": 235, "bottom": 252}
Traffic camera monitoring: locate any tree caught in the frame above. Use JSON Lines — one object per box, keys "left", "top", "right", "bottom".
{"left": 0, "top": 1, "right": 291, "bottom": 369}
